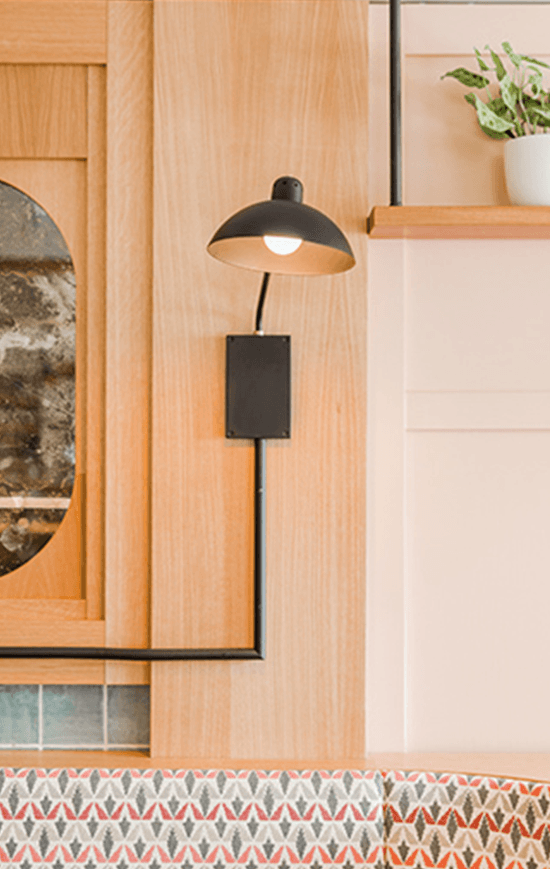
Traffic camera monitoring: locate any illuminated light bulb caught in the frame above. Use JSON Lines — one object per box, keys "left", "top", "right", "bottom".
{"left": 263, "top": 235, "right": 303, "bottom": 256}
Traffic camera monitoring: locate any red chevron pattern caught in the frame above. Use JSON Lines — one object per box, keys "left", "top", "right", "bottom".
{"left": 384, "top": 771, "right": 550, "bottom": 869}
{"left": 0, "top": 769, "right": 548, "bottom": 867}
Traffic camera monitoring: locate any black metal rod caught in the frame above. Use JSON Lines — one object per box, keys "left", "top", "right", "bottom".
{"left": 0, "top": 296, "right": 272, "bottom": 664}
{"left": 0, "top": 442, "right": 268, "bottom": 662}
{"left": 390, "top": 0, "right": 402, "bottom": 206}
{"left": 0, "top": 646, "right": 262, "bottom": 661}
{"left": 255, "top": 273, "right": 271, "bottom": 333}
{"left": 254, "top": 438, "right": 266, "bottom": 658}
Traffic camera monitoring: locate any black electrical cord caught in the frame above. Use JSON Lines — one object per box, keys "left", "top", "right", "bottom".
{"left": 255, "top": 272, "right": 271, "bottom": 333}
{"left": 0, "top": 277, "right": 272, "bottom": 664}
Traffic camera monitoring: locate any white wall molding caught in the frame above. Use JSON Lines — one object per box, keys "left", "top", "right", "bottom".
{"left": 366, "top": 241, "right": 408, "bottom": 753}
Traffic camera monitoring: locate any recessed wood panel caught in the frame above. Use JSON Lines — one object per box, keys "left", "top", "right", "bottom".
{"left": 0, "top": 163, "right": 86, "bottom": 601}
{"left": 0, "top": 66, "right": 87, "bottom": 158}
{"left": 0, "top": 2, "right": 106, "bottom": 63}
{"left": 152, "top": 0, "right": 368, "bottom": 759}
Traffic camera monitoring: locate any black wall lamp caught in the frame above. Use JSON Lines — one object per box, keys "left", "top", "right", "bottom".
{"left": 206, "top": 176, "right": 355, "bottom": 659}
{"left": 0, "top": 176, "right": 354, "bottom": 663}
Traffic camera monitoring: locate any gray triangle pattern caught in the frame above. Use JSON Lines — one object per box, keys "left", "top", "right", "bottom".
{"left": 0, "top": 769, "right": 385, "bottom": 867}
{"left": 0, "top": 768, "right": 549, "bottom": 867}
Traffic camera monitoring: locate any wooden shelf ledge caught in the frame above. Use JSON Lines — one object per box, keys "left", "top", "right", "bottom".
{"left": 0, "top": 753, "right": 549, "bottom": 782}
{"left": 367, "top": 205, "right": 550, "bottom": 239}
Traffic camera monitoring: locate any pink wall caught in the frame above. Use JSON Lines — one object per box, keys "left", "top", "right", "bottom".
{"left": 367, "top": 5, "right": 550, "bottom": 753}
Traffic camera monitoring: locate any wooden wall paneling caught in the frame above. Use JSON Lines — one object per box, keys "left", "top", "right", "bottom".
{"left": 0, "top": 160, "right": 86, "bottom": 601}
{"left": 0, "top": 619, "right": 104, "bottom": 645}
{"left": 152, "top": 0, "right": 368, "bottom": 759}
{"left": 0, "top": 66, "right": 87, "bottom": 158}
{"left": 0, "top": 660, "right": 104, "bottom": 685}
{"left": 0, "top": 3, "right": 106, "bottom": 64}
{"left": 104, "top": 1, "right": 153, "bottom": 685}
{"left": 85, "top": 65, "right": 107, "bottom": 622}
{"left": 0, "top": 600, "right": 86, "bottom": 620}
{"left": 0, "top": 608, "right": 105, "bottom": 684}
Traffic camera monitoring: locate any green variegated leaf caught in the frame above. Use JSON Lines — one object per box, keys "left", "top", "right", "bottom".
{"left": 520, "top": 54, "right": 550, "bottom": 69}
{"left": 465, "top": 92, "right": 515, "bottom": 133}
{"left": 528, "top": 68, "right": 543, "bottom": 96}
{"left": 441, "top": 68, "right": 490, "bottom": 88}
{"left": 532, "top": 105, "right": 550, "bottom": 121}
{"left": 443, "top": 43, "right": 550, "bottom": 139}
{"left": 502, "top": 41, "right": 521, "bottom": 68}
{"left": 500, "top": 72, "right": 519, "bottom": 113}
{"left": 479, "top": 124, "right": 511, "bottom": 140}
{"left": 487, "top": 96, "right": 509, "bottom": 117}
{"left": 486, "top": 46, "right": 507, "bottom": 81}
{"left": 474, "top": 47, "right": 490, "bottom": 72}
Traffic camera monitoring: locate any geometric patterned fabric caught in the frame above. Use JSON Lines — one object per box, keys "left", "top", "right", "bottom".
{"left": 384, "top": 770, "right": 550, "bottom": 869}
{"left": 0, "top": 768, "right": 548, "bottom": 867}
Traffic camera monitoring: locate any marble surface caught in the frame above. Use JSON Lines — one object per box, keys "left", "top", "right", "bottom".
{"left": 0, "top": 181, "right": 75, "bottom": 575}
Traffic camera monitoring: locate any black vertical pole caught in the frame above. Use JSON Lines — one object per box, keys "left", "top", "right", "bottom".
{"left": 254, "top": 437, "right": 267, "bottom": 658}
{"left": 390, "top": 0, "right": 402, "bottom": 206}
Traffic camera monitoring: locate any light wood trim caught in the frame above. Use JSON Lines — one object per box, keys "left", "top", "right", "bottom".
{"left": 0, "top": 600, "right": 86, "bottom": 619}
{"left": 0, "top": 752, "right": 546, "bottom": 785}
{"left": 0, "top": 660, "right": 104, "bottom": 684}
{"left": 152, "top": 0, "right": 367, "bottom": 758}
{"left": 368, "top": 205, "right": 550, "bottom": 239}
{"left": 0, "top": 66, "right": 87, "bottom": 158}
{"left": 0, "top": 619, "right": 104, "bottom": 645}
{"left": 0, "top": 3, "right": 106, "bottom": 63}
{"left": 104, "top": 1, "right": 152, "bottom": 686}
{"left": 85, "top": 65, "right": 107, "bottom": 622}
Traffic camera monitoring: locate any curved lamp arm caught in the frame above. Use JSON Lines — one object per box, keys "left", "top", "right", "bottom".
{"left": 255, "top": 272, "right": 271, "bottom": 334}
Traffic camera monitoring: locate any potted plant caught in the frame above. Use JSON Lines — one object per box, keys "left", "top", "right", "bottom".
{"left": 442, "top": 42, "right": 550, "bottom": 205}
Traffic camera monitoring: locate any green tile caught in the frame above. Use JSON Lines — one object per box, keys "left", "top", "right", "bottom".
{"left": 0, "top": 685, "right": 39, "bottom": 746}
{"left": 107, "top": 686, "right": 150, "bottom": 747}
{"left": 42, "top": 685, "right": 104, "bottom": 747}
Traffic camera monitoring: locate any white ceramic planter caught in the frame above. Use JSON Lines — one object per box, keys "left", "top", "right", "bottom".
{"left": 505, "top": 134, "right": 550, "bottom": 205}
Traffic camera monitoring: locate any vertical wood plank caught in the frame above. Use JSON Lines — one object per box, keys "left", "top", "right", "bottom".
{"left": 151, "top": 0, "right": 368, "bottom": 759}
{"left": 85, "top": 65, "right": 106, "bottom": 621}
{"left": 104, "top": 0, "right": 152, "bottom": 685}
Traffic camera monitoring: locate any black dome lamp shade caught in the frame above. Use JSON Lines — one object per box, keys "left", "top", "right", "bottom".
{"left": 207, "top": 176, "right": 355, "bottom": 276}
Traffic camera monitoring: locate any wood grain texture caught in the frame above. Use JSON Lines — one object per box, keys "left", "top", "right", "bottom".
{"left": 0, "top": 3, "right": 106, "bottom": 63}
{"left": 0, "top": 161, "right": 85, "bottom": 601}
{"left": 0, "top": 751, "right": 546, "bottom": 785}
{"left": 368, "top": 205, "right": 550, "bottom": 238}
{"left": 0, "top": 477, "right": 83, "bottom": 601}
{"left": 85, "top": 65, "right": 106, "bottom": 622}
{"left": 104, "top": 1, "right": 152, "bottom": 686}
{"left": 152, "top": 0, "right": 368, "bottom": 759}
{"left": 0, "top": 66, "right": 87, "bottom": 158}
{"left": 0, "top": 660, "right": 104, "bottom": 684}
{"left": 0, "top": 619, "right": 104, "bottom": 645}
{"left": 0, "top": 600, "right": 86, "bottom": 619}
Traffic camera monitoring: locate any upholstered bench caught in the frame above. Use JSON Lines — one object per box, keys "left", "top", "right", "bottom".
{"left": 0, "top": 768, "right": 548, "bottom": 867}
